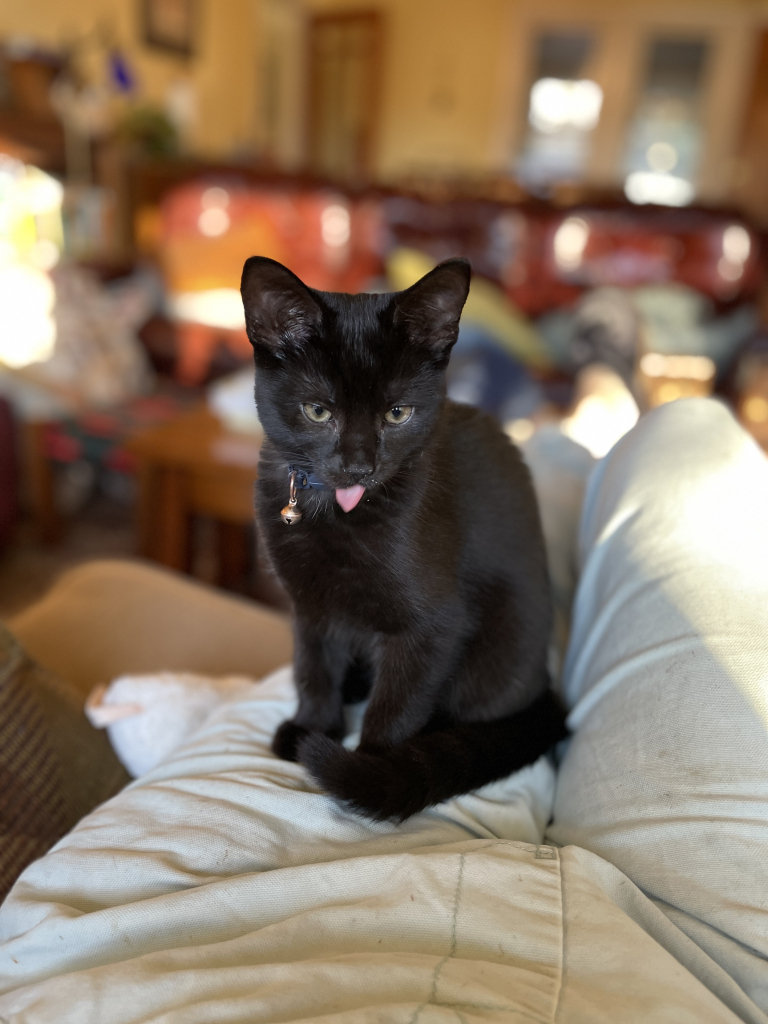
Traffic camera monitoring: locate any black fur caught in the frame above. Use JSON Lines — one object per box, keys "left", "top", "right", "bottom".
{"left": 241, "top": 255, "right": 566, "bottom": 821}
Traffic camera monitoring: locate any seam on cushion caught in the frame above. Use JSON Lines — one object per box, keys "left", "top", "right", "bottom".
{"left": 552, "top": 847, "right": 565, "bottom": 1023}
{"left": 409, "top": 842, "right": 561, "bottom": 1023}
{"left": 408, "top": 851, "right": 466, "bottom": 1024}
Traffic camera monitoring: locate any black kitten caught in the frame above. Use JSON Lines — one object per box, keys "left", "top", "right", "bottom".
{"left": 241, "top": 255, "right": 566, "bottom": 822}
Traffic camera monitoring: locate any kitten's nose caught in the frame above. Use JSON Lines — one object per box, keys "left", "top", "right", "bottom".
{"left": 340, "top": 429, "right": 376, "bottom": 482}
{"left": 346, "top": 460, "right": 376, "bottom": 483}
{"left": 341, "top": 455, "right": 375, "bottom": 482}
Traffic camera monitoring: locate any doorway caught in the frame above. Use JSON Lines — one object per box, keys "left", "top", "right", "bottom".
{"left": 307, "top": 11, "right": 383, "bottom": 181}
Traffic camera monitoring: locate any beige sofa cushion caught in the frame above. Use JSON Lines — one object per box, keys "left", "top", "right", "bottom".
{"left": 1, "top": 559, "right": 293, "bottom": 901}
{"left": 9, "top": 559, "right": 293, "bottom": 696}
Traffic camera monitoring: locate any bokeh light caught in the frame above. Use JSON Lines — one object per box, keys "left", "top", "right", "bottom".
{"left": 553, "top": 216, "right": 589, "bottom": 271}
{"left": 0, "top": 263, "right": 56, "bottom": 368}
{"left": 0, "top": 157, "right": 62, "bottom": 368}
{"left": 321, "top": 204, "right": 351, "bottom": 248}
{"left": 529, "top": 78, "right": 603, "bottom": 133}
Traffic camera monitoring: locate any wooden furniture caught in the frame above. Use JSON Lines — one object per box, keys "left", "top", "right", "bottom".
{"left": 0, "top": 53, "right": 66, "bottom": 173}
{"left": 23, "top": 420, "right": 61, "bottom": 544}
{"left": 126, "top": 405, "right": 262, "bottom": 583}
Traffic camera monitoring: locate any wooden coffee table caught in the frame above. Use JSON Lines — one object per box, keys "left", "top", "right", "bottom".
{"left": 127, "top": 405, "right": 263, "bottom": 579}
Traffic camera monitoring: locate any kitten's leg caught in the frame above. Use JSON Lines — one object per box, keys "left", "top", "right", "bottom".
{"left": 272, "top": 619, "right": 350, "bottom": 761}
{"left": 447, "top": 600, "right": 549, "bottom": 723}
{"left": 357, "top": 629, "right": 457, "bottom": 751}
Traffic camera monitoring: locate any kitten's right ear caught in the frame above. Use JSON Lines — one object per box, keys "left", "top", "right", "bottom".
{"left": 240, "top": 256, "right": 322, "bottom": 354}
{"left": 393, "top": 258, "right": 471, "bottom": 357}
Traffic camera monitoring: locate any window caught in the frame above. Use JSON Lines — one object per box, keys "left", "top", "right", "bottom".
{"left": 623, "top": 37, "right": 710, "bottom": 206}
{"left": 517, "top": 31, "right": 603, "bottom": 191}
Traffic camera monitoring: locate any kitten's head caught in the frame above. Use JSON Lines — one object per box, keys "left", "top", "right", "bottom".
{"left": 240, "top": 256, "right": 470, "bottom": 490}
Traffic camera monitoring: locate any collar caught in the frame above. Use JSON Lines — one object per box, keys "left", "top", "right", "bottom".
{"left": 287, "top": 465, "right": 331, "bottom": 490}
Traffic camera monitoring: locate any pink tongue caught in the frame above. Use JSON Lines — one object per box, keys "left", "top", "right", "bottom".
{"left": 335, "top": 485, "right": 366, "bottom": 513}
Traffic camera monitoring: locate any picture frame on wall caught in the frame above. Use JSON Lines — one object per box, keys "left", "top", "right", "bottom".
{"left": 142, "top": 0, "right": 196, "bottom": 57}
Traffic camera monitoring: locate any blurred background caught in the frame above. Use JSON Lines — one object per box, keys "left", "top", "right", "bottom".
{"left": 2, "top": 0, "right": 768, "bottom": 615}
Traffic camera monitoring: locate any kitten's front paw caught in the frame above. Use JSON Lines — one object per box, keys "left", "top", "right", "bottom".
{"left": 272, "top": 720, "right": 310, "bottom": 762}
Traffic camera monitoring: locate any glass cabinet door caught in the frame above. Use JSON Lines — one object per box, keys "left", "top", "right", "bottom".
{"left": 517, "top": 30, "right": 603, "bottom": 192}
{"left": 623, "top": 36, "right": 710, "bottom": 206}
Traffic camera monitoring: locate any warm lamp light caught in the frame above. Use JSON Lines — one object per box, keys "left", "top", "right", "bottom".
{"left": 0, "top": 262, "right": 57, "bottom": 368}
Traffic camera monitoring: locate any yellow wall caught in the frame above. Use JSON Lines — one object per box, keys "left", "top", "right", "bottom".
{"left": 306, "top": 0, "right": 512, "bottom": 180}
{"left": 0, "top": 0, "right": 261, "bottom": 158}
{"left": 4, "top": 0, "right": 768, "bottom": 192}
{"left": 373, "top": 0, "right": 511, "bottom": 179}
{"left": 306, "top": 0, "right": 767, "bottom": 195}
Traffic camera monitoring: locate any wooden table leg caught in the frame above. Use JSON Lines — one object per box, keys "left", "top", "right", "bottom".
{"left": 23, "top": 421, "right": 61, "bottom": 543}
{"left": 155, "top": 466, "right": 191, "bottom": 571}
{"left": 134, "top": 461, "right": 158, "bottom": 560}
{"left": 216, "top": 520, "right": 250, "bottom": 591}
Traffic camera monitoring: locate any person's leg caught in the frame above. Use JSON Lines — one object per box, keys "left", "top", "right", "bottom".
{"left": 547, "top": 398, "right": 768, "bottom": 1008}
{"left": 521, "top": 424, "right": 596, "bottom": 678}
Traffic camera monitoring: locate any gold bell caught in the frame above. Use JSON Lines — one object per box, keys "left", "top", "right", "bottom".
{"left": 281, "top": 501, "right": 302, "bottom": 525}
{"left": 281, "top": 472, "right": 302, "bottom": 525}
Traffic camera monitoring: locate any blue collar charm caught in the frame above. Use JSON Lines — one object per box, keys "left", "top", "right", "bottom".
{"left": 288, "top": 466, "right": 329, "bottom": 490}
{"left": 281, "top": 465, "right": 329, "bottom": 524}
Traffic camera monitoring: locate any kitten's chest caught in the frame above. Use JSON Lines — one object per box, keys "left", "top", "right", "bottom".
{"left": 265, "top": 520, "right": 414, "bottom": 629}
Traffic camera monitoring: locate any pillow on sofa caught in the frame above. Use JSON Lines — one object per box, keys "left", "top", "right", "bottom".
{"left": 0, "top": 622, "right": 130, "bottom": 902}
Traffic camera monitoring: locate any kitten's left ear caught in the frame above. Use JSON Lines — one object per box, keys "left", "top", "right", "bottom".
{"left": 393, "top": 258, "right": 471, "bottom": 357}
{"left": 241, "top": 256, "right": 323, "bottom": 354}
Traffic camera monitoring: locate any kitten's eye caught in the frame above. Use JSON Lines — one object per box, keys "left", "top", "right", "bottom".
{"left": 385, "top": 405, "right": 413, "bottom": 425}
{"left": 302, "top": 403, "right": 332, "bottom": 424}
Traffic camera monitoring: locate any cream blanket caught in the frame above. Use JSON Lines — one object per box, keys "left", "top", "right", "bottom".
{"left": 0, "top": 667, "right": 753, "bottom": 1023}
